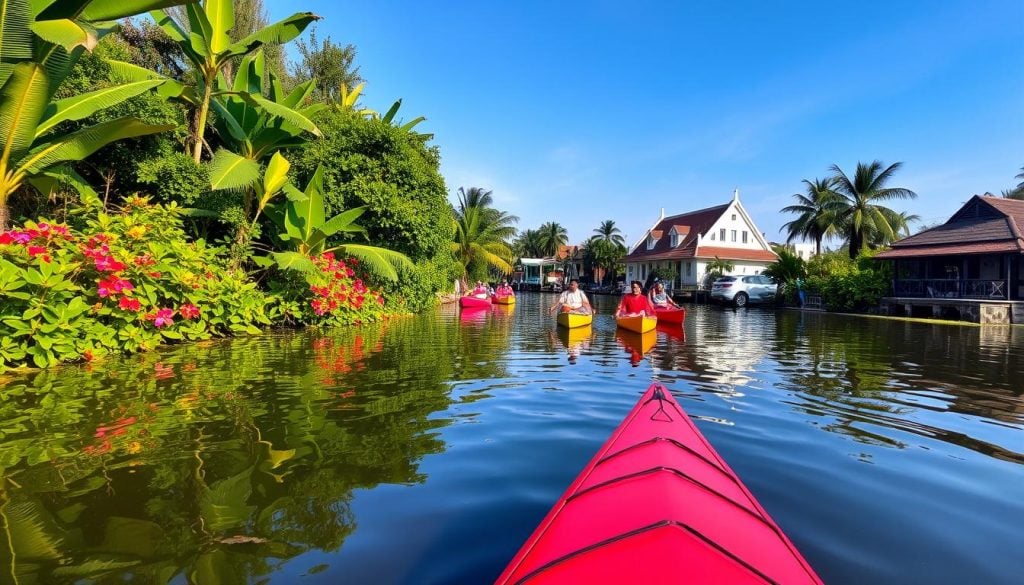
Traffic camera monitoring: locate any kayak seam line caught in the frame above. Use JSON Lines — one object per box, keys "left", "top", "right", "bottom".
{"left": 596, "top": 436, "right": 730, "bottom": 479}
{"left": 510, "top": 519, "right": 780, "bottom": 585}
{"left": 565, "top": 465, "right": 774, "bottom": 532}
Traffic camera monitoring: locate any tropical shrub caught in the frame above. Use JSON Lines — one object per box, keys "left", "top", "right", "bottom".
{"left": 805, "top": 250, "right": 891, "bottom": 312}
{"left": 265, "top": 251, "right": 389, "bottom": 326}
{"left": 0, "top": 196, "right": 268, "bottom": 371}
{"left": 292, "top": 108, "right": 452, "bottom": 261}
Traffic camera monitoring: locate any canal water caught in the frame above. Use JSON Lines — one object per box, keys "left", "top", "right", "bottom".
{"left": 0, "top": 293, "right": 1021, "bottom": 584}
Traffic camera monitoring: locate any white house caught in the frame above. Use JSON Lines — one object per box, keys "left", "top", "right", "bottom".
{"left": 623, "top": 190, "right": 779, "bottom": 289}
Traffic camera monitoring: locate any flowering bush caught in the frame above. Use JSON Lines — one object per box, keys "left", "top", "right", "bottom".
{"left": 267, "top": 252, "right": 389, "bottom": 326}
{"left": 0, "top": 196, "right": 270, "bottom": 371}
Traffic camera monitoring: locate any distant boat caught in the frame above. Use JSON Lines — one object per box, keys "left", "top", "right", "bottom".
{"left": 616, "top": 314, "right": 657, "bottom": 333}
{"left": 459, "top": 295, "right": 492, "bottom": 309}
{"left": 557, "top": 312, "right": 593, "bottom": 328}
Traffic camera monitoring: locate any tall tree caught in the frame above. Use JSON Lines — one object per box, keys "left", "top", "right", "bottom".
{"left": 867, "top": 209, "right": 919, "bottom": 247}
{"left": 829, "top": 161, "right": 917, "bottom": 259}
{"left": 591, "top": 219, "right": 625, "bottom": 247}
{"left": 537, "top": 221, "right": 568, "bottom": 257}
{"left": 781, "top": 177, "right": 841, "bottom": 255}
{"left": 1017, "top": 165, "right": 1024, "bottom": 191}
{"left": 450, "top": 187, "right": 518, "bottom": 286}
{"left": 290, "top": 27, "right": 362, "bottom": 103}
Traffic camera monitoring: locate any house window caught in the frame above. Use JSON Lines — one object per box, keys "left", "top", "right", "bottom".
{"left": 670, "top": 233, "right": 678, "bottom": 247}
{"left": 731, "top": 230, "right": 736, "bottom": 242}
{"left": 709, "top": 232, "right": 715, "bottom": 240}
{"left": 731, "top": 214, "right": 737, "bottom": 220}
{"left": 646, "top": 236, "right": 655, "bottom": 250}
{"left": 686, "top": 262, "right": 692, "bottom": 276}
{"left": 742, "top": 231, "right": 748, "bottom": 243}
{"left": 720, "top": 228, "right": 726, "bottom": 240}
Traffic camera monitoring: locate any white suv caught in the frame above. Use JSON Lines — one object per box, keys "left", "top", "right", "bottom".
{"left": 710, "top": 275, "right": 777, "bottom": 307}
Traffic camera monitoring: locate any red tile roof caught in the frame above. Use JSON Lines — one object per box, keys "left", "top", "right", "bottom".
{"left": 625, "top": 204, "right": 777, "bottom": 263}
{"left": 876, "top": 195, "right": 1024, "bottom": 259}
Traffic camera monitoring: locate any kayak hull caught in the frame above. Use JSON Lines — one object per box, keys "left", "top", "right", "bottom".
{"left": 556, "top": 312, "right": 592, "bottom": 328}
{"left": 653, "top": 306, "right": 685, "bottom": 324}
{"left": 496, "top": 383, "right": 822, "bottom": 585}
{"left": 616, "top": 314, "right": 657, "bottom": 333}
{"left": 460, "top": 295, "right": 492, "bottom": 309}
{"left": 493, "top": 295, "right": 517, "bottom": 305}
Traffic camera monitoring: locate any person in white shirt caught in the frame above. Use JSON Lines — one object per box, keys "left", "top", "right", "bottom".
{"left": 548, "top": 279, "right": 594, "bottom": 315}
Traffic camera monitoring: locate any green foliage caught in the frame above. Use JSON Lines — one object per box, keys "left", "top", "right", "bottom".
{"left": 805, "top": 250, "right": 891, "bottom": 312}
{"left": 136, "top": 152, "right": 209, "bottom": 205}
{"left": 291, "top": 107, "right": 452, "bottom": 262}
{"left": 704, "top": 256, "right": 734, "bottom": 284}
{"left": 0, "top": 196, "right": 269, "bottom": 372}
{"left": 378, "top": 253, "right": 462, "bottom": 312}
{"left": 450, "top": 187, "right": 516, "bottom": 284}
{"left": 764, "top": 247, "right": 807, "bottom": 303}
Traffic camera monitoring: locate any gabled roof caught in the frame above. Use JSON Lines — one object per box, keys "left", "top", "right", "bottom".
{"left": 625, "top": 202, "right": 777, "bottom": 263}
{"left": 627, "top": 204, "right": 728, "bottom": 261}
{"left": 876, "top": 195, "right": 1024, "bottom": 259}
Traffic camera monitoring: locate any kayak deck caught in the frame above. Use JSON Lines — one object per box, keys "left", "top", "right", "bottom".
{"left": 496, "top": 383, "right": 821, "bottom": 585}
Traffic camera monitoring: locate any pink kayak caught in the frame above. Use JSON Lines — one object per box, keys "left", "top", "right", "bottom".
{"left": 496, "top": 383, "right": 822, "bottom": 584}
{"left": 460, "top": 295, "right": 492, "bottom": 309}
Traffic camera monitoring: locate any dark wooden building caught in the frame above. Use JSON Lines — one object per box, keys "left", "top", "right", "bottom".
{"left": 875, "top": 195, "right": 1024, "bottom": 324}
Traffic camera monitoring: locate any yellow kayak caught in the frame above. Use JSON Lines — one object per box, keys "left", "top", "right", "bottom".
{"left": 557, "top": 312, "right": 593, "bottom": 328}
{"left": 492, "top": 295, "right": 516, "bottom": 305}
{"left": 616, "top": 314, "right": 657, "bottom": 333}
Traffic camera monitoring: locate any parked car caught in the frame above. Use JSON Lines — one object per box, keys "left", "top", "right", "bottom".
{"left": 710, "top": 275, "right": 777, "bottom": 307}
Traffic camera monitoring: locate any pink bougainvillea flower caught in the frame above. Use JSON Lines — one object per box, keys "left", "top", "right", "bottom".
{"left": 118, "top": 296, "right": 142, "bottom": 312}
{"left": 152, "top": 308, "right": 175, "bottom": 328}
{"left": 179, "top": 304, "right": 200, "bottom": 319}
{"left": 94, "top": 255, "right": 125, "bottom": 272}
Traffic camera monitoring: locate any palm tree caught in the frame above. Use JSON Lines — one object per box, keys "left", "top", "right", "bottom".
{"left": 513, "top": 229, "right": 544, "bottom": 258}
{"left": 704, "top": 256, "right": 734, "bottom": 286}
{"left": 1016, "top": 165, "right": 1024, "bottom": 191}
{"left": 867, "top": 209, "right": 919, "bottom": 248}
{"left": 537, "top": 221, "right": 568, "bottom": 257}
{"left": 591, "top": 220, "right": 626, "bottom": 247}
{"left": 450, "top": 187, "right": 518, "bottom": 287}
{"left": 829, "top": 161, "right": 917, "bottom": 259}
{"left": 781, "top": 178, "right": 842, "bottom": 255}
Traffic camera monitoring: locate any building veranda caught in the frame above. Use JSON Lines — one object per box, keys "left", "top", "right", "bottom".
{"left": 875, "top": 195, "right": 1024, "bottom": 324}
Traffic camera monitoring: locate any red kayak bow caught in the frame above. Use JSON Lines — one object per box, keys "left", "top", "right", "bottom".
{"left": 496, "top": 383, "right": 821, "bottom": 585}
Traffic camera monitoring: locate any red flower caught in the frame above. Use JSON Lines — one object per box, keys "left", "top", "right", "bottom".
{"left": 94, "top": 255, "right": 125, "bottom": 272}
{"left": 97, "top": 276, "right": 133, "bottom": 298}
{"left": 83, "top": 349, "right": 94, "bottom": 362}
{"left": 27, "top": 246, "right": 51, "bottom": 262}
{"left": 118, "top": 297, "right": 142, "bottom": 312}
{"left": 179, "top": 304, "right": 200, "bottom": 319}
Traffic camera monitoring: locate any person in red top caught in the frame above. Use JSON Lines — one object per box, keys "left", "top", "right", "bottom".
{"left": 616, "top": 281, "right": 656, "bottom": 317}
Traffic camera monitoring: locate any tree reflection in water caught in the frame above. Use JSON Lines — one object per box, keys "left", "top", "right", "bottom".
{"left": 0, "top": 314, "right": 513, "bottom": 583}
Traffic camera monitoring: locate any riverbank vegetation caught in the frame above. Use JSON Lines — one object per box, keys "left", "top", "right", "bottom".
{"left": 0, "top": 0, "right": 465, "bottom": 372}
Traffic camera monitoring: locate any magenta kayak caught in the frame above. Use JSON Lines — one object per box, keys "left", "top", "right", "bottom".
{"left": 496, "top": 383, "right": 822, "bottom": 584}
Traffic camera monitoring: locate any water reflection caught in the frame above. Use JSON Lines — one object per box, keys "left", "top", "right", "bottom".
{"left": 0, "top": 298, "right": 1022, "bottom": 584}
{"left": 615, "top": 329, "right": 657, "bottom": 367}
{"left": 554, "top": 325, "right": 593, "bottom": 365}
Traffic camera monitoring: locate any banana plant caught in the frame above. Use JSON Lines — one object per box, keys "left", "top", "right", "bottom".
{"left": 0, "top": 0, "right": 190, "bottom": 230}
{"left": 146, "top": 1, "right": 319, "bottom": 162}
{"left": 336, "top": 82, "right": 376, "bottom": 117}
{"left": 266, "top": 166, "right": 412, "bottom": 282}
{"left": 205, "top": 50, "right": 325, "bottom": 192}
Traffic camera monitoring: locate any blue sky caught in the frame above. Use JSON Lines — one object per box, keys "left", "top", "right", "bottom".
{"left": 270, "top": 1, "right": 1024, "bottom": 249}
